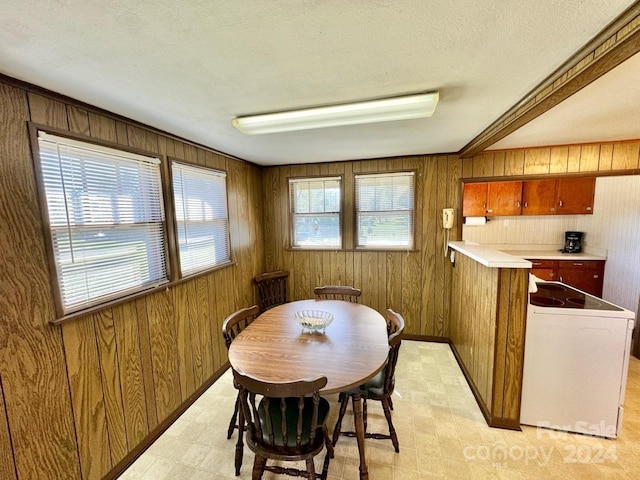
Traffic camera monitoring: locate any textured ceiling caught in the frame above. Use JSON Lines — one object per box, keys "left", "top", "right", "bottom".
{"left": 490, "top": 51, "right": 640, "bottom": 151}
{"left": 0, "top": 0, "right": 636, "bottom": 165}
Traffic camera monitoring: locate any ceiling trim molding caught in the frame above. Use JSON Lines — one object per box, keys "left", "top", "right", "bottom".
{"left": 459, "top": 4, "right": 640, "bottom": 158}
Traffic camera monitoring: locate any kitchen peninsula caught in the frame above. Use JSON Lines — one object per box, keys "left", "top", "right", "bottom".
{"left": 447, "top": 241, "right": 531, "bottom": 429}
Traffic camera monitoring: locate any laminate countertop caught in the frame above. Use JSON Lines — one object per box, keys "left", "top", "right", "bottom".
{"left": 499, "top": 250, "right": 607, "bottom": 261}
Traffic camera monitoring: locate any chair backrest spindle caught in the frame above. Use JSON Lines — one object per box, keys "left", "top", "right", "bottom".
{"left": 314, "top": 285, "right": 362, "bottom": 303}
{"left": 254, "top": 270, "right": 289, "bottom": 311}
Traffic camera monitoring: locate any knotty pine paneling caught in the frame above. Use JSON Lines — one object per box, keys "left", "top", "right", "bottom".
{"left": 0, "top": 78, "right": 264, "bottom": 480}
{"left": 261, "top": 155, "right": 461, "bottom": 337}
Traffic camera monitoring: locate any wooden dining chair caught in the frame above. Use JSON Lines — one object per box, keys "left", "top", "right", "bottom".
{"left": 254, "top": 270, "right": 289, "bottom": 312}
{"left": 233, "top": 367, "right": 334, "bottom": 480}
{"left": 313, "top": 285, "right": 361, "bottom": 303}
{"left": 331, "top": 308, "right": 405, "bottom": 452}
{"left": 222, "top": 305, "right": 260, "bottom": 442}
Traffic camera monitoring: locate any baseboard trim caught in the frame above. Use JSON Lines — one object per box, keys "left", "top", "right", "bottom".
{"left": 448, "top": 342, "right": 522, "bottom": 431}
{"left": 103, "top": 363, "right": 230, "bottom": 480}
{"left": 403, "top": 334, "right": 449, "bottom": 342}
{"left": 448, "top": 342, "right": 493, "bottom": 425}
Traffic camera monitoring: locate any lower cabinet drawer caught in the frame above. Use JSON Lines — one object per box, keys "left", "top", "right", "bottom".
{"left": 557, "top": 260, "right": 602, "bottom": 270}
{"left": 528, "top": 258, "right": 605, "bottom": 297}
{"left": 528, "top": 259, "right": 557, "bottom": 269}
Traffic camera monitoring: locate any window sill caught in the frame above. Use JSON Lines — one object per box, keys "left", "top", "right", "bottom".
{"left": 48, "top": 259, "right": 236, "bottom": 325}
{"left": 285, "top": 248, "right": 418, "bottom": 253}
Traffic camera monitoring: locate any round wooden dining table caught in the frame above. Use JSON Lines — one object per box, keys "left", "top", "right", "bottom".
{"left": 228, "top": 299, "right": 390, "bottom": 480}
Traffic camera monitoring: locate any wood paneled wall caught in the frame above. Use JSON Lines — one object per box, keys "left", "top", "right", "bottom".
{"left": 449, "top": 253, "right": 528, "bottom": 429}
{"left": 262, "top": 156, "right": 461, "bottom": 337}
{"left": 463, "top": 140, "right": 640, "bottom": 179}
{"left": 0, "top": 81, "right": 264, "bottom": 480}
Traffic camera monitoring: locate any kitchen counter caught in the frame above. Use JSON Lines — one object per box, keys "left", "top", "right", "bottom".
{"left": 448, "top": 240, "right": 529, "bottom": 430}
{"left": 448, "top": 241, "right": 532, "bottom": 268}
{"left": 500, "top": 250, "right": 606, "bottom": 261}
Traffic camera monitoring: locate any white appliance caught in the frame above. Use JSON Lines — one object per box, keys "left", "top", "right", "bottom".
{"left": 521, "top": 281, "right": 635, "bottom": 438}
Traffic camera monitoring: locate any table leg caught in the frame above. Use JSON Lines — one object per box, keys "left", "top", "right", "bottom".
{"left": 235, "top": 401, "right": 244, "bottom": 476}
{"left": 351, "top": 393, "right": 368, "bottom": 480}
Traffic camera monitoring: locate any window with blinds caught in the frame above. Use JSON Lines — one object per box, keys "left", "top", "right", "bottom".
{"left": 36, "top": 131, "right": 168, "bottom": 315}
{"left": 289, "top": 177, "right": 341, "bottom": 248}
{"left": 172, "top": 162, "right": 231, "bottom": 276}
{"left": 355, "top": 172, "right": 415, "bottom": 249}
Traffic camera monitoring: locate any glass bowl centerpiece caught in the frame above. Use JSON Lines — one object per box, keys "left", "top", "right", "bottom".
{"left": 294, "top": 310, "right": 334, "bottom": 333}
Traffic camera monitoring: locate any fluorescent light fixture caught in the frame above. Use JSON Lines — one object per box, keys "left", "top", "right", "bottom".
{"left": 232, "top": 91, "right": 439, "bottom": 135}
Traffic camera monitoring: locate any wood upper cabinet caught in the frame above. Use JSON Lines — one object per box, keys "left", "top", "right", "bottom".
{"left": 486, "top": 181, "right": 522, "bottom": 216}
{"left": 556, "top": 177, "right": 596, "bottom": 214}
{"left": 463, "top": 181, "right": 522, "bottom": 216}
{"left": 522, "top": 179, "right": 557, "bottom": 215}
{"left": 462, "top": 183, "right": 488, "bottom": 216}
{"left": 463, "top": 176, "right": 595, "bottom": 217}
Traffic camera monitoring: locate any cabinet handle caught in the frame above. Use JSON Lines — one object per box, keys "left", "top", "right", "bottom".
{"left": 586, "top": 206, "right": 592, "bottom": 211}
{"left": 572, "top": 263, "right": 584, "bottom": 266}
{"left": 559, "top": 276, "right": 563, "bottom": 282}
{"left": 487, "top": 209, "right": 493, "bottom": 213}
{"left": 550, "top": 273, "right": 555, "bottom": 277}
{"left": 532, "top": 262, "right": 542, "bottom": 266}
{"left": 523, "top": 201, "right": 528, "bottom": 208}
{"left": 516, "top": 201, "right": 521, "bottom": 208}
{"left": 558, "top": 200, "right": 564, "bottom": 207}
{"left": 482, "top": 203, "right": 486, "bottom": 209}
{"left": 594, "top": 275, "right": 599, "bottom": 278}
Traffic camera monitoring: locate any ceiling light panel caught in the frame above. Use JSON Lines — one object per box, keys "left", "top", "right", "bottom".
{"left": 232, "top": 92, "right": 439, "bottom": 135}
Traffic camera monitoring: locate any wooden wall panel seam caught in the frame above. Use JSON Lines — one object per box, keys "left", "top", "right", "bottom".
{"left": 0, "top": 375, "right": 18, "bottom": 480}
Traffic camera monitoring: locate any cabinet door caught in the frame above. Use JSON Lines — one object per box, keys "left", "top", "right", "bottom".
{"left": 463, "top": 183, "right": 488, "bottom": 217}
{"left": 557, "top": 260, "right": 605, "bottom": 297}
{"left": 531, "top": 268, "right": 556, "bottom": 281}
{"left": 487, "top": 181, "right": 522, "bottom": 216}
{"left": 529, "top": 259, "right": 558, "bottom": 281}
{"left": 522, "top": 180, "right": 557, "bottom": 215}
{"left": 556, "top": 177, "right": 596, "bottom": 214}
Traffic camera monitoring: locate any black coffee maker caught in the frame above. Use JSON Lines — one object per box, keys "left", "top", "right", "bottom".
{"left": 562, "top": 231, "right": 583, "bottom": 253}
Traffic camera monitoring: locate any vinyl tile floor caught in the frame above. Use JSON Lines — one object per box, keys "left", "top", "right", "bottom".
{"left": 120, "top": 341, "right": 640, "bottom": 479}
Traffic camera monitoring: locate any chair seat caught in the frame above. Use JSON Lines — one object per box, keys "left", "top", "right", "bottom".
{"left": 258, "top": 396, "right": 330, "bottom": 448}
{"left": 356, "top": 370, "right": 386, "bottom": 397}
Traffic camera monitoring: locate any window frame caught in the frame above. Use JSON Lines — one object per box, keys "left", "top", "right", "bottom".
{"left": 28, "top": 123, "right": 172, "bottom": 319}
{"left": 288, "top": 175, "right": 344, "bottom": 250}
{"left": 167, "top": 158, "right": 233, "bottom": 278}
{"left": 354, "top": 171, "right": 416, "bottom": 251}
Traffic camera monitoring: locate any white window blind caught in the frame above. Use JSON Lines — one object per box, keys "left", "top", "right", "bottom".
{"left": 172, "top": 162, "right": 231, "bottom": 276}
{"left": 355, "top": 172, "right": 415, "bottom": 248}
{"left": 289, "top": 177, "right": 341, "bottom": 248}
{"left": 37, "top": 131, "right": 168, "bottom": 315}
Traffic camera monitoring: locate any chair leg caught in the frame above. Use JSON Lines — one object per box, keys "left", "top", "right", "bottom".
{"left": 227, "top": 393, "right": 240, "bottom": 439}
{"left": 363, "top": 398, "right": 368, "bottom": 434}
{"left": 252, "top": 456, "right": 266, "bottom": 480}
{"left": 324, "top": 426, "right": 335, "bottom": 459}
{"left": 234, "top": 402, "right": 245, "bottom": 475}
{"left": 306, "top": 458, "right": 316, "bottom": 480}
{"left": 388, "top": 396, "right": 394, "bottom": 411}
{"left": 382, "top": 397, "right": 399, "bottom": 453}
{"left": 332, "top": 393, "right": 350, "bottom": 446}
{"left": 321, "top": 428, "right": 333, "bottom": 480}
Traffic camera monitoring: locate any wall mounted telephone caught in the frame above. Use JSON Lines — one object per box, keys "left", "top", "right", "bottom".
{"left": 442, "top": 208, "right": 454, "bottom": 258}
{"left": 442, "top": 208, "right": 454, "bottom": 229}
